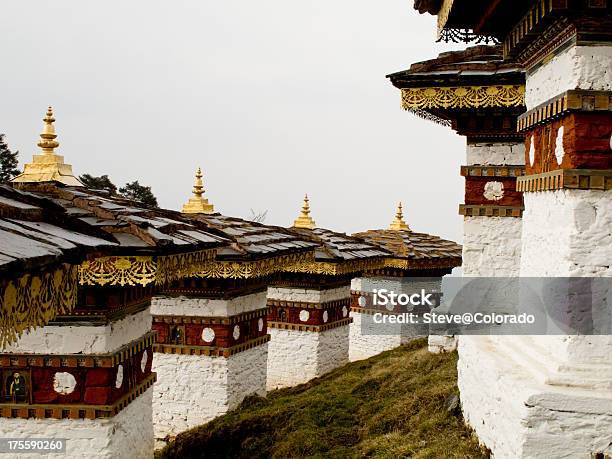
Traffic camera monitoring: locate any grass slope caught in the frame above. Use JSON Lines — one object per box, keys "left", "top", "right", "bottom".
{"left": 160, "top": 339, "right": 486, "bottom": 459}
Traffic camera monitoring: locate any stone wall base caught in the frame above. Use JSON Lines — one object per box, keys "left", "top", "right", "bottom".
{"left": 267, "top": 325, "right": 349, "bottom": 390}
{"left": 153, "top": 343, "right": 268, "bottom": 441}
{"left": 0, "top": 387, "right": 154, "bottom": 459}
{"left": 459, "top": 336, "right": 612, "bottom": 458}
{"left": 348, "top": 312, "right": 427, "bottom": 361}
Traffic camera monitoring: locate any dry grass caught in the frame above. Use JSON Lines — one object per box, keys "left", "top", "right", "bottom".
{"left": 160, "top": 338, "right": 487, "bottom": 459}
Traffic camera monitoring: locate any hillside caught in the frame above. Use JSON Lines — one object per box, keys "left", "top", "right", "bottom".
{"left": 160, "top": 339, "right": 486, "bottom": 459}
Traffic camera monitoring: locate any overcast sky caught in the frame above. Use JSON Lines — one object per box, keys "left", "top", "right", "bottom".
{"left": 2, "top": 1, "right": 466, "bottom": 243}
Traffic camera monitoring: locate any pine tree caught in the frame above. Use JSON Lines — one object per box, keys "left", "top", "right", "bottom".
{"left": 79, "top": 174, "right": 118, "bottom": 194}
{"left": 0, "top": 134, "right": 20, "bottom": 183}
{"left": 119, "top": 181, "right": 158, "bottom": 207}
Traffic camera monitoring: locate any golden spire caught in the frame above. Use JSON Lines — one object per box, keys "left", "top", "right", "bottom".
{"left": 389, "top": 202, "right": 410, "bottom": 231}
{"left": 181, "top": 167, "right": 215, "bottom": 214}
{"left": 11, "top": 106, "right": 83, "bottom": 186}
{"left": 292, "top": 194, "right": 316, "bottom": 229}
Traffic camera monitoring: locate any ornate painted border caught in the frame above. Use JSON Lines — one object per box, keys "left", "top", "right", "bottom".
{"left": 153, "top": 334, "right": 270, "bottom": 357}
{"left": 461, "top": 165, "right": 525, "bottom": 178}
{"left": 0, "top": 332, "right": 155, "bottom": 369}
{"left": 193, "top": 252, "right": 314, "bottom": 279}
{"left": 153, "top": 309, "right": 267, "bottom": 326}
{"left": 266, "top": 298, "right": 350, "bottom": 311}
{"left": 517, "top": 90, "right": 612, "bottom": 131}
{"left": 267, "top": 317, "right": 352, "bottom": 332}
{"left": 0, "top": 374, "right": 156, "bottom": 420}
{"left": 459, "top": 204, "right": 524, "bottom": 217}
{"left": 517, "top": 169, "right": 612, "bottom": 192}
{"left": 401, "top": 86, "right": 525, "bottom": 110}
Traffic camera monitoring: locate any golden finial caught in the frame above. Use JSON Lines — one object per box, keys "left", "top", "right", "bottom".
{"left": 11, "top": 106, "right": 83, "bottom": 186}
{"left": 389, "top": 202, "right": 410, "bottom": 231}
{"left": 181, "top": 166, "right": 215, "bottom": 214}
{"left": 37, "top": 106, "right": 59, "bottom": 154}
{"left": 292, "top": 193, "right": 316, "bottom": 229}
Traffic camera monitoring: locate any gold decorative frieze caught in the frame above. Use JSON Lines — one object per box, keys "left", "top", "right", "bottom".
{"left": 194, "top": 252, "right": 314, "bottom": 279}
{"left": 153, "top": 334, "right": 270, "bottom": 357}
{"left": 268, "top": 317, "right": 352, "bottom": 333}
{"left": 0, "top": 264, "right": 78, "bottom": 348}
{"left": 517, "top": 169, "right": 612, "bottom": 192}
{"left": 459, "top": 205, "right": 524, "bottom": 217}
{"left": 517, "top": 90, "right": 612, "bottom": 131}
{"left": 380, "top": 257, "right": 462, "bottom": 271}
{"left": 79, "top": 250, "right": 216, "bottom": 287}
{"left": 285, "top": 257, "right": 387, "bottom": 276}
{"left": 401, "top": 85, "right": 525, "bottom": 110}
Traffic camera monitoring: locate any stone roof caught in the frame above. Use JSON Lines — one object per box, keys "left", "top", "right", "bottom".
{"left": 11, "top": 183, "right": 228, "bottom": 257}
{"left": 387, "top": 45, "right": 523, "bottom": 88}
{"left": 0, "top": 185, "right": 114, "bottom": 274}
{"left": 352, "top": 228, "right": 462, "bottom": 267}
{"left": 184, "top": 213, "right": 318, "bottom": 262}
{"left": 289, "top": 227, "right": 390, "bottom": 264}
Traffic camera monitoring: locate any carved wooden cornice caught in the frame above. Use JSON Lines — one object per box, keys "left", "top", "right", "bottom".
{"left": 461, "top": 165, "right": 525, "bottom": 177}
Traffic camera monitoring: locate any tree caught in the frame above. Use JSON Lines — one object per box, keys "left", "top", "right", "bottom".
{"left": 0, "top": 134, "right": 20, "bottom": 183}
{"left": 79, "top": 174, "right": 117, "bottom": 194}
{"left": 119, "top": 180, "right": 158, "bottom": 207}
{"left": 249, "top": 209, "right": 268, "bottom": 223}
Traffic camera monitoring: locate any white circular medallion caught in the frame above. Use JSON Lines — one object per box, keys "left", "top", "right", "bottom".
{"left": 358, "top": 295, "right": 367, "bottom": 307}
{"left": 141, "top": 350, "right": 148, "bottom": 373}
{"left": 258, "top": 318, "right": 264, "bottom": 332}
{"left": 233, "top": 325, "right": 240, "bottom": 340}
{"left": 115, "top": 364, "right": 124, "bottom": 389}
{"left": 555, "top": 126, "right": 565, "bottom": 165}
{"left": 202, "top": 327, "right": 215, "bottom": 343}
{"left": 342, "top": 306, "right": 348, "bottom": 317}
{"left": 323, "top": 311, "right": 329, "bottom": 323}
{"left": 528, "top": 136, "right": 535, "bottom": 167}
{"left": 53, "top": 372, "right": 76, "bottom": 395}
{"left": 483, "top": 181, "right": 504, "bottom": 201}
{"left": 299, "top": 310, "right": 310, "bottom": 322}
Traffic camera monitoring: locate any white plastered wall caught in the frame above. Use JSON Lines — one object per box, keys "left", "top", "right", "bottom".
{"left": 0, "top": 387, "right": 154, "bottom": 459}
{"left": 153, "top": 343, "right": 268, "bottom": 441}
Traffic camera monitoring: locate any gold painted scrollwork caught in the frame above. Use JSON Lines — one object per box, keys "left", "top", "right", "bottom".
{"left": 401, "top": 85, "right": 525, "bottom": 110}
{"left": 79, "top": 250, "right": 217, "bottom": 287}
{"left": 0, "top": 264, "right": 78, "bottom": 348}
{"left": 194, "top": 252, "right": 314, "bottom": 279}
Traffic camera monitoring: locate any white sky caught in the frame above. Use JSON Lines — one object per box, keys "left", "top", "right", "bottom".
{"left": 2, "top": 0, "right": 466, "bottom": 243}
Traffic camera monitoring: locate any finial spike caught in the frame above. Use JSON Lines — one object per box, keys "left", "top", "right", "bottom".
{"left": 38, "top": 106, "right": 59, "bottom": 154}
{"left": 292, "top": 193, "right": 316, "bottom": 229}
{"left": 389, "top": 201, "right": 410, "bottom": 231}
{"left": 182, "top": 167, "right": 215, "bottom": 214}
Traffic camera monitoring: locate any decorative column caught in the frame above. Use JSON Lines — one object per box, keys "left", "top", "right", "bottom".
{"left": 349, "top": 204, "right": 462, "bottom": 361}
{"left": 265, "top": 196, "right": 387, "bottom": 389}
{"left": 411, "top": 1, "right": 612, "bottom": 456}
{"left": 388, "top": 45, "right": 527, "bottom": 353}
{"left": 151, "top": 172, "right": 315, "bottom": 443}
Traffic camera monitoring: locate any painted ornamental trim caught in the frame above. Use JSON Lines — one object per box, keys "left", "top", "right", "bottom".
{"left": 401, "top": 85, "right": 525, "bottom": 110}
{"left": 459, "top": 204, "right": 524, "bottom": 217}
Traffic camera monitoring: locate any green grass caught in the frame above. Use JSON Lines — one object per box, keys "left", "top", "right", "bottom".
{"left": 160, "top": 339, "right": 487, "bottom": 459}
